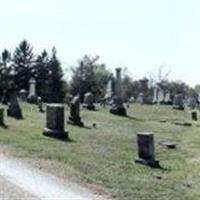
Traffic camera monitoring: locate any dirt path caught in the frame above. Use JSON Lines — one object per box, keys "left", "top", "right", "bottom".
{"left": 0, "top": 153, "right": 107, "bottom": 200}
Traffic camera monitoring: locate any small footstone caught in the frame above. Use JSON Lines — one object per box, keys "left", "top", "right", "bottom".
{"left": 135, "top": 132, "right": 159, "bottom": 167}
{"left": 43, "top": 104, "right": 68, "bottom": 140}
{"left": 162, "top": 141, "right": 176, "bottom": 149}
{"left": 191, "top": 111, "right": 198, "bottom": 121}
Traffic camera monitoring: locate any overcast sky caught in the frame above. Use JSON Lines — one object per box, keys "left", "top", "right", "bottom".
{"left": 0, "top": 0, "right": 199, "bottom": 86}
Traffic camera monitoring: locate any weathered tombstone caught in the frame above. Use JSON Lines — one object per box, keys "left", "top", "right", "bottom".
{"left": 137, "top": 93, "right": 144, "bottom": 104}
{"left": 188, "top": 97, "right": 197, "bottom": 109}
{"left": 67, "top": 95, "right": 84, "bottom": 126}
{"left": 19, "top": 89, "right": 27, "bottom": 102}
{"left": 110, "top": 68, "right": 127, "bottom": 116}
{"left": 7, "top": 90, "right": 23, "bottom": 119}
{"left": 104, "top": 79, "right": 113, "bottom": 101}
{"left": 164, "top": 91, "right": 172, "bottom": 104}
{"left": 83, "top": 92, "right": 95, "bottom": 110}
{"left": 152, "top": 87, "right": 158, "bottom": 104}
{"left": 129, "top": 96, "right": 135, "bottom": 104}
{"left": 135, "top": 132, "right": 159, "bottom": 167}
{"left": 173, "top": 94, "right": 184, "bottom": 110}
{"left": 37, "top": 97, "right": 45, "bottom": 113}
{"left": 43, "top": 104, "right": 68, "bottom": 139}
{"left": 158, "top": 89, "right": 165, "bottom": 104}
{"left": 0, "top": 108, "right": 4, "bottom": 126}
{"left": 27, "top": 78, "right": 37, "bottom": 103}
{"left": 192, "top": 111, "right": 198, "bottom": 121}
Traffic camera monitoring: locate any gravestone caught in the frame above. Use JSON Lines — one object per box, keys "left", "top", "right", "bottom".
{"left": 19, "top": 89, "right": 27, "bottom": 102}
{"left": 67, "top": 95, "right": 84, "bottom": 126}
{"left": 83, "top": 92, "right": 95, "bottom": 110}
{"left": 157, "top": 89, "right": 165, "bottom": 103}
{"left": 188, "top": 97, "right": 197, "bottom": 109}
{"left": 7, "top": 90, "right": 23, "bottom": 119}
{"left": 0, "top": 108, "right": 4, "bottom": 126}
{"left": 164, "top": 91, "right": 172, "bottom": 104}
{"left": 27, "top": 78, "right": 37, "bottom": 103}
{"left": 110, "top": 68, "right": 127, "bottom": 116}
{"left": 43, "top": 104, "right": 68, "bottom": 139}
{"left": 192, "top": 111, "right": 198, "bottom": 121}
{"left": 173, "top": 94, "right": 184, "bottom": 110}
{"left": 135, "top": 132, "right": 159, "bottom": 167}
{"left": 37, "top": 97, "right": 45, "bottom": 113}
{"left": 152, "top": 87, "right": 158, "bottom": 104}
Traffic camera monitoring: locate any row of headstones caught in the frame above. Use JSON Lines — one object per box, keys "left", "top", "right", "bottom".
{"left": 42, "top": 104, "right": 156, "bottom": 166}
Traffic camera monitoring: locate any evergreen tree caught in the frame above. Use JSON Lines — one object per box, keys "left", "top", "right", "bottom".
{"left": 13, "top": 40, "right": 35, "bottom": 90}
{"left": 46, "top": 47, "right": 65, "bottom": 102}
{"left": 34, "top": 50, "right": 50, "bottom": 100}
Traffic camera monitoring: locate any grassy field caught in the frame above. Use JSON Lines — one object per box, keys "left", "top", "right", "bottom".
{"left": 0, "top": 103, "right": 200, "bottom": 200}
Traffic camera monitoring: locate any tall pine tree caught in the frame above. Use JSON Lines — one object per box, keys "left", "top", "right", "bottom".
{"left": 13, "top": 40, "right": 35, "bottom": 90}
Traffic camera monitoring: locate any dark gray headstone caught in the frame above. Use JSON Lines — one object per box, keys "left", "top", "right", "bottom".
{"left": 43, "top": 104, "right": 68, "bottom": 139}
{"left": 135, "top": 132, "right": 159, "bottom": 167}
{"left": 67, "top": 95, "right": 84, "bottom": 126}
{"left": 7, "top": 90, "right": 23, "bottom": 119}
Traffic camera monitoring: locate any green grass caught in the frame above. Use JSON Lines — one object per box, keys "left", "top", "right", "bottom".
{"left": 0, "top": 103, "right": 200, "bottom": 199}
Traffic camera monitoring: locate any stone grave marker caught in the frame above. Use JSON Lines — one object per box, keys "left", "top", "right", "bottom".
{"left": 110, "top": 68, "right": 127, "bottom": 116}
{"left": 0, "top": 108, "right": 4, "bottom": 126}
{"left": 43, "top": 104, "right": 68, "bottom": 139}
{"left": 191, "top": 111, "right": 198, "bottom": 121}
{"left": 83, "top": 92, "right": 95, "bottom": 110}
{"left": 135, "top": 132, "right": 159, "bottom": 167}
{"left": 27, "top": 78, "right": 37, "bottom": 103}
{"left": 7, "top": 90, "right": 23, "bottom": 119}
{"left": 67, "top": 95, "right": 84, "bottom": 127}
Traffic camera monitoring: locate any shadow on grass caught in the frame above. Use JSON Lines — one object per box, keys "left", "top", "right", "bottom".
{"left": 0, "top": 124, "right": 8, "bottom": 129}
{"left": 126, "top": 115, "right": 144, "bottom": 122}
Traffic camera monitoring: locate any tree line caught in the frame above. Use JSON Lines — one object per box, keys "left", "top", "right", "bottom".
{"left": 0, "top": 40, "right": 198, "bottom": 103}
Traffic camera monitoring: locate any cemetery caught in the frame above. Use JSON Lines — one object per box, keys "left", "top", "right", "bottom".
{"left": 1, "top": 94, "right": 200, "bottom": 199}
{"left": 0, "top": 41, "right": 200, "bottom": 199}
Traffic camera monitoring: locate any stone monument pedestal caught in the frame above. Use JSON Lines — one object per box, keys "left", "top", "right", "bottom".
{"left": 110, "top": 96, "right": 127, "bottom": 116}
{"left": 43, "top": 104, "right": 68, "bottom": 140}
{"left": 135, "top": 132, "right": 159, "bottom": 167}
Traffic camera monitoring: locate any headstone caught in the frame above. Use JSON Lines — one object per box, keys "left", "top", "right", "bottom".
{"left": 152, "top": 87, "right": 158, "bottom": 104}
{"left": 43, "top": 104, "right": 68, "bottom": 139}
{"left": 129, "top": 96, "right": 135, "bottom": 104}
{"left": 135, "top": 132, "right": 159, "bottom": 167}
{"left": 67, "top": 95, "right": 84, "bottom": 126}
{"left": 0, "top": 108, "right": 4, "bottom": 126}
{"left": 27, "top": 78, "right": 37, "bottom": 103}
{"left": 110, "top": 68, "right": 127, "bottom": 116}
{"left": 19, "top": 89, "right": 27, "bottom": 102}
{"left": 104, "top": 79, "right": 113, "bottom": 100}
{"left": 164, "top": 91, "right": 172, "bottom": 104}
{"left": 7, "top": 90, "right": 23, "bottom": 119}
{"left": 83, "top": 92, "right": 95, "bottom": 110}
{"left": 37, "top": 97, "right": 45, "bottom": 113}
{"left": 173, "top": 94, "right": 184, "bottom": 110}
{"left": 192, "top": 111, "right": 198, "bottom": 121}
{"left": 188, "top": 97, "right": 197, "bottom": 109}
{"left": 158, "top": 89, "right": 165, "bottom": 103}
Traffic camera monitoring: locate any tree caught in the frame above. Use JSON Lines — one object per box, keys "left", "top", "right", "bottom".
{"left": 46, "top": 47, "right": 65, "bottom": 102}
{"left": 70, "top": 55, "right": 111, "bottom": 102}
{"left": 13, "top": 40, "right": 35, "bottom": 90}
{"left": 34, "top": 50, "right": 50, "bottom": 100}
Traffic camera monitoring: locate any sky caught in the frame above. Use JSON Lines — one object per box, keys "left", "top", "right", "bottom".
{"left": 0, "top": 0, "right": 199, "bottom": 86}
